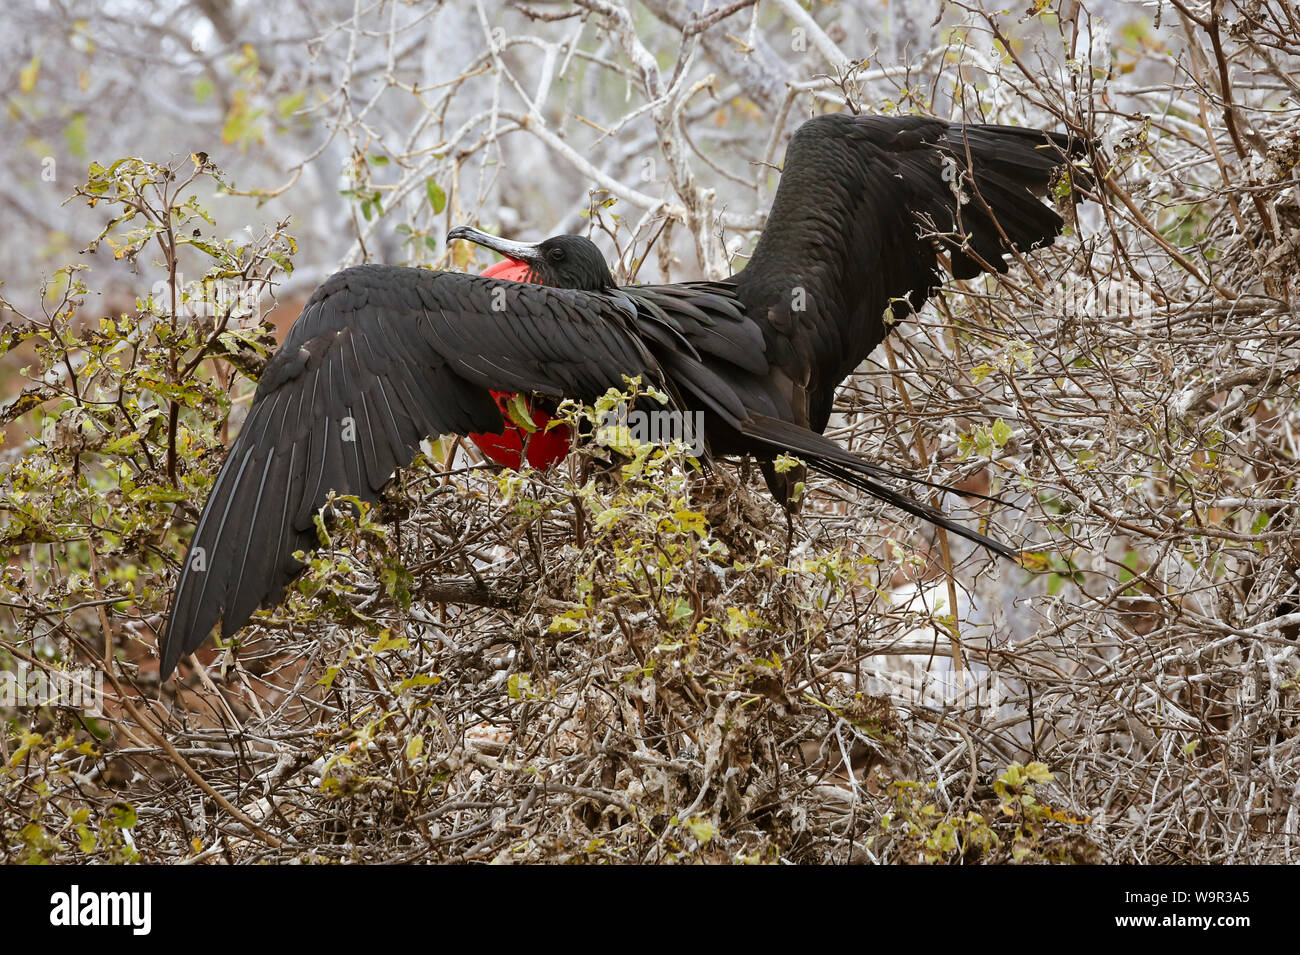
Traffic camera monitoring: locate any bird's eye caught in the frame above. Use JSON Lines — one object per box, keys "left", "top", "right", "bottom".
{"left": 548, "top": 247, "right": 566, "bottom": 262}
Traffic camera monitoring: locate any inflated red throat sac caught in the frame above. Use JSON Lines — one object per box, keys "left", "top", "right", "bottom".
{"left": 466, "top": 258, "right": 574, "bottom": 470}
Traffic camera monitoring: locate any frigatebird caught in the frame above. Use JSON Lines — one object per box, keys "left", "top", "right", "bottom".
{"left": 158, "top": 113, "right": 1086, "bottom": 679}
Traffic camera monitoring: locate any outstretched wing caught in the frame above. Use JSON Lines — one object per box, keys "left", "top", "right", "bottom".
{"left": 161, "top": 265, "right": 661, "bottom": 677}
{"left": 739, "top": 114, "right": 1089, "bottom": 431}
{"left": 628, "top": 281, "right": 768, "bottom": 376}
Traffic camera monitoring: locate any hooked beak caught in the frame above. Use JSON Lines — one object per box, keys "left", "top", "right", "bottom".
{"left": 446, "top": 225, "right": 543, "bottom": 266}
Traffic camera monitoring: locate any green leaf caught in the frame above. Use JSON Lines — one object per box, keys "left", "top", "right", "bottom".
{"left": 686, "top": 817, "right": 715, "bottom": 843}
{"left": 128, "top": 486, "right": 190, "bottom": 504}
{"left": 107, "top": 803, "right": 137, "bottom": 829}
{"left": 505, "top": 393, "right": 538, "bottom": 433}
{"left": 397, "top": 673, "right": 441, "bottom": 693}
{"left": 370, "top": 629, "right": 408, "bottom": 653}
{"left": 1023, "top": 762, "right": 1054, "bottom": 784}
{"left": 507, "top": 673, "right": 532, "bottom": 699}
{"left": 670, "top": 509, "right": 707, "bottom": 538}
{"left": 666, "top": 598, "right": 693, "bottom": 626}
{"left": 64, "top": 114, "right": 88, "bottom": 160}
{"left": 425, "top": 179, "right": 446, "bottom": 214}
{"left": 277, "top": 89, "right": 306, "bottom": 120}
{"left": 221, "top": 90, "right": 266, "bottom": 148}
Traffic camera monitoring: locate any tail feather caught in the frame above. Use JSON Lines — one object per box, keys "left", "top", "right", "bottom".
{"left": 742, "top": 412, "right": 1010, "bottom": 506}
{"left": 805, "top": 456, "right": 1018, "bottom": 560}
{"left": 739, "top": 412, "right": 1018, "bottom": 560}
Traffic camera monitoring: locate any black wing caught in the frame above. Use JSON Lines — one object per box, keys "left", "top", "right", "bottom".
{"left": 161, "top": 265, "right": 664, "bottom": 678}
{"left": 627, "top": 281, "right": 768, "bottom": 376}
{"left": 737, "top": 114, "right": 1089, "bottom": 431}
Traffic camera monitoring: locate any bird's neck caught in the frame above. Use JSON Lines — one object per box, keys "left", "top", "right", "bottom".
{"left": 741, "top": 139, "right": 878, "bottom": 364}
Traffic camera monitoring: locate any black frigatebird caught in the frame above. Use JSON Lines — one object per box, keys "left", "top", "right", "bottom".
{"left": 158, "top": 114, "right": 1087, "bottom": 679}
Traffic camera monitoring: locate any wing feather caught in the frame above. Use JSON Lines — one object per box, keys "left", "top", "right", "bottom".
{"left": 161, "top": 267, "right": 669, "bottom": 677}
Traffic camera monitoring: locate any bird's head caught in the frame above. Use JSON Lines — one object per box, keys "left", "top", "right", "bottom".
{"left": 447, "top": 226, "right": 616, "bottom": 291}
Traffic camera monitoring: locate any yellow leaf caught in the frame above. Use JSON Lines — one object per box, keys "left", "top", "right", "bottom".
{"left": 20, "top": 55, "right": 40, "bottom": 94}
{"left": 406, "top": 734, "right": 424, "bottom": 761}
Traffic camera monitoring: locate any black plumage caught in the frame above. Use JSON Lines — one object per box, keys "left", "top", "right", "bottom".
{"left": 160, "top": 113, "right": 1087, "bottom": 679}
{"left": 717, "top": 115, "right": 1086, "bottom": 437}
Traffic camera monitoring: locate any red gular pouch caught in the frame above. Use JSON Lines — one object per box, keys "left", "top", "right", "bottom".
{"left": 466, "top": 258, "right": 574, "bottom": 470}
